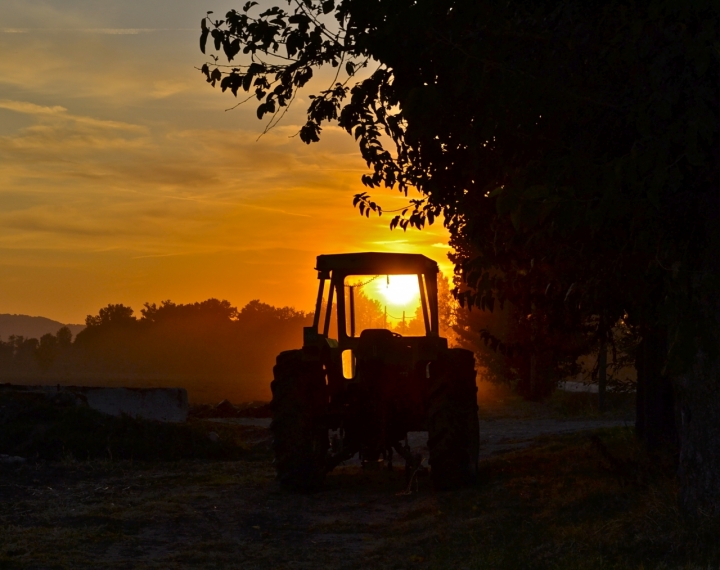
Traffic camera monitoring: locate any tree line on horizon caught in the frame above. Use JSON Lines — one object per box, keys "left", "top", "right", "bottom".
{"left": 0, "top": 274, "right": 635, "bottom": 404}
{"left": 0, "top": 298, "right": 312, "bottom": 403}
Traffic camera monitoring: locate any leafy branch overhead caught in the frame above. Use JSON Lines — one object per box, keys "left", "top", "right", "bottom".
{"left": 199, "top": 0, "right": 439, "bottom": 227}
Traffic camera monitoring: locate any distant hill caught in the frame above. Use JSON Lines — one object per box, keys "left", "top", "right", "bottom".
{"left": 0, "top": 314, "right": 85, "bottom": 341}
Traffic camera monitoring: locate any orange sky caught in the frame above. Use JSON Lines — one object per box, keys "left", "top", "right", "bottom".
{"left": 0, "top": 0, "right": 452, "bottom": 325}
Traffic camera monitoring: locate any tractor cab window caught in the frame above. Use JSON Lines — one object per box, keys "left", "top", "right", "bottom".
{"left": 343, "top": 274, "right": 428, "bottom": 337}
{"left": 315, "top": 275, "right": 338, "bottom": 340}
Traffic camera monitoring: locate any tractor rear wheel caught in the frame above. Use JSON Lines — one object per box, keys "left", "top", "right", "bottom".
{"left": 427, "top": 348, "right": 480, "bottom": 490}
{"left": 270, "top": 350, "right": 328, "bottom": 491}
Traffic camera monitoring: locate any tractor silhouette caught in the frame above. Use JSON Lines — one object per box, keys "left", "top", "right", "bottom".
{"left": 271, "top": 252, "right": 479, "bottom": 490}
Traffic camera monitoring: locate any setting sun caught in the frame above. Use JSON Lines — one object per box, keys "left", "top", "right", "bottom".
{"left": 377, "top": 275, "right": 420, "bottom": 306}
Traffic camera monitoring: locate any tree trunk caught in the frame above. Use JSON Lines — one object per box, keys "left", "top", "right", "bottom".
{"left": 677, "top": 349, "right": 720, "bottom": 516}
{"left": 529, "top": 351, "right": 537, "bottom": 399}
{"left": 635, "top": 328, "right": 676, "bottom": 450}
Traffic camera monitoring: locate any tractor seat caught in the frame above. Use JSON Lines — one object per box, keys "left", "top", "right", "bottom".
{"left": 356, "top": 329, "right": 401, "bottom": 359}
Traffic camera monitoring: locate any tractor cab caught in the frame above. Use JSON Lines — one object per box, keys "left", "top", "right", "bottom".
{"left": 307, "top": 252, "right": 441, "bottom": 343}
{"left": 303, "top": 252, "right": 448, "bottom": 360}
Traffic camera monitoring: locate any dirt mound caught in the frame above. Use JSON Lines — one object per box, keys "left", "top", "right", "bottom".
{"left": 0, "top": 390, "right": 246, "bottom": 462}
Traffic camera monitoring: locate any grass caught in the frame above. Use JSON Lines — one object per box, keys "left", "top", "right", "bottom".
{"left": 419, "top": 428, "right": 716, "bottom": 570}
{"left": 1, "top": 425, "right": 718, "bottom": 569}
{"left": 477, "top": 380, "right": 636, "bottom": 420}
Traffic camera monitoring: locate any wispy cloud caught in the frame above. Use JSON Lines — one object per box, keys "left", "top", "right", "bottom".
{"left": 80, "top": 28, "right": 192, "bottom": 34}
{"left": 150, "top": 191, "right": 312, "bottom": 218}
{"left": 0, "top": 100, "right": 147, "bottom": 133}
{"left": 0, "top": 209, "right": 129, "bottom": 238}
{"left": 0, "top": 100, "right": 67, "bottom": 115}
{"left": 0, "top": 28, "right": 193, "bottom": 34}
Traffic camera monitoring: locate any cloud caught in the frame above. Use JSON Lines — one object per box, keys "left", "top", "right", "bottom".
{"left": 0, "top": 98, "right": 435, "bottom": 261}
{"left": 1, "top": 28, "right": 195, "bottom": 34}
{"left": 0, "top": 100, "right": 67, "bottom": 115}
{"left": 0, "top": 33, "right": 203, "bottom": 108}
{"left": 74, "top": 28, "right": 186, "bottom": 35}
{"left": 0, "top": 115, "right": 367, "bottom": 258}
{"left": 0, "top": 99, "right": 147, "bottom": 132}
{"left": 0, "top": 208, "right": 129, "bottom": 238}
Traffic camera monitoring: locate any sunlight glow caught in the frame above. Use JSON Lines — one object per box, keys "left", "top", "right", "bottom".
{"left": 344, "top": 274, "right": 424, "bottom": 336}
{"left": 377, "top": 275, "right": 419, "bottom": 306}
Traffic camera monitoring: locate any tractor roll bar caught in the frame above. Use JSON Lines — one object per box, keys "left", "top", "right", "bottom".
{"left": 312, "top": 253, "right": 440, "bottom": 339}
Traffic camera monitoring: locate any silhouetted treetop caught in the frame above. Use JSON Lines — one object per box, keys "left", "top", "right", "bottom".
{"left": 85, "top": 304, "right": 136, "bottom": 328}
{"left": 56, "top": 326, "right": 73, "bottom": 347}
{"left": 141, "top": 298, "right": 239, "bottom": 324}
{"left": 237, "top": 299, "right": 309, "bottom": 322}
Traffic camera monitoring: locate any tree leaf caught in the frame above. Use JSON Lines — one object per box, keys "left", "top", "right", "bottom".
{"left": 200, "top": 20, "right": 209, "bottom": 54}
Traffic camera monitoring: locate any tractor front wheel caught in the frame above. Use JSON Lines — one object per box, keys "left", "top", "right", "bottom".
{"left": 427, "top": 348, "right": 480, "bottom": 490}
{"left": 270, "top": 350, "right": 328, "bottom": 491}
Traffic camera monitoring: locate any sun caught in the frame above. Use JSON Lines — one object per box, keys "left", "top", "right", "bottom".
{"left": 377, "top": 275, "right": 419, "bottom": 306}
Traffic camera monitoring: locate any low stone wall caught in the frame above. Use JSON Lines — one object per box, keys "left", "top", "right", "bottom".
{"left": 1, "top": 384, "right": 188, "bottom": 422}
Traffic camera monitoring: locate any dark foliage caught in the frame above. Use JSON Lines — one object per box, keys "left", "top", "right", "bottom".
{"left": 0, "top": 299, "right": 312, "bottom": 403}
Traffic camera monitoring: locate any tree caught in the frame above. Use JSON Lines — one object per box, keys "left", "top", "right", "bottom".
{"left": 56, "top": 326, "right": 73, "bottom": 348}
{"left": 9, "top": 336, "right": 39, "bottom": 368}
{"left": 141, "top": 298, "right": 239, "bottom": 324}
{"left": 199, "top": 0, "right": 720, "bottom": 515}
{"left": 348, "top": 287, "right": 385, "bottom": 332}
{"left": 36, "top": 333, "right": 58, "bottom": 371}
{"left": 85, "top": 304, "right": 137, "bottom": 328}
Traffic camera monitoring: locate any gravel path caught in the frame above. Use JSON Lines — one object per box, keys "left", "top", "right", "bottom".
{"left": 210, "top": 416, "right": 629, "bottom": 464}
{"left": 474, "top": 417, "right": 629, "bottom": 456}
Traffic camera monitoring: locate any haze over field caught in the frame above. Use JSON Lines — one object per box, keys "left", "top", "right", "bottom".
{"left": 0, "top": 0, "right": 451, "bottom": 324}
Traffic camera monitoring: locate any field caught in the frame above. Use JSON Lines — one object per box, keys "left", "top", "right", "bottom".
{"left": 1, "top": 388, "right": 718, "bottom": 569}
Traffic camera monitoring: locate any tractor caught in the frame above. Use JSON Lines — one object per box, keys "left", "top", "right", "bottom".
{"left": 270, "top": 252, "right": 479, "bottom": 490}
